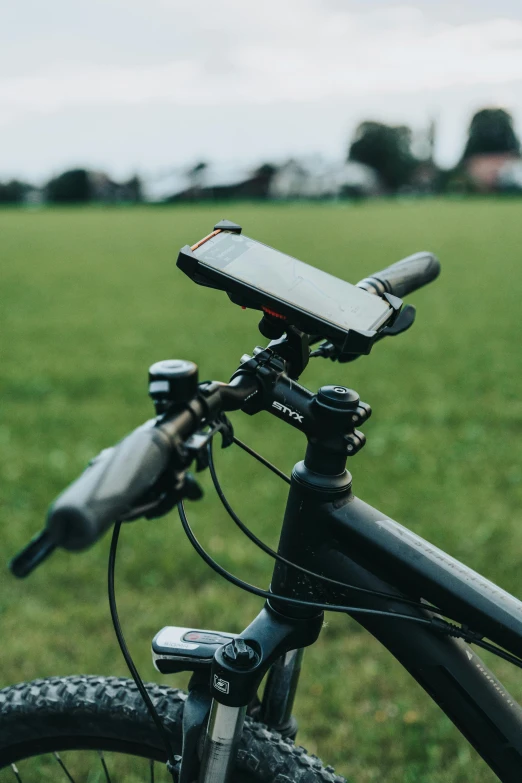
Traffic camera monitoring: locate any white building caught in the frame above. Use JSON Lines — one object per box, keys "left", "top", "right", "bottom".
{"left": 269, "top": 157, "right": 380, "bottom": 200}
{"left": 497, "top": 159, "right": 522, "bottom": 192}
{"left": 144, "top": 163, "right": 253, "bottom": 202}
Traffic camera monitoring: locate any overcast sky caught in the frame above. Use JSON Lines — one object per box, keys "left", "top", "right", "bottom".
{"left": 2, "top": 0, "right": 522, "bottom": 183}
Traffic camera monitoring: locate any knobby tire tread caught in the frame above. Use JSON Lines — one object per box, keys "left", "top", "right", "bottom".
{"left": 0, "top": 676, "right": 347, "bottom": 783}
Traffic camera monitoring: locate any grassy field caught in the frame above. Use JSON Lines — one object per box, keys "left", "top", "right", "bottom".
{"left": 1, "top": 200, "right": 522, "bottom": 782}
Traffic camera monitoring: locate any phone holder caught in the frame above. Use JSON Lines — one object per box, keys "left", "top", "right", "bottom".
{"left": 176, "top": 220, "right": 403, "bottom": 363}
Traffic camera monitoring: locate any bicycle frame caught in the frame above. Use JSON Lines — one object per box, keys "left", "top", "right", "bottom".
{"left": 187, "top": 342, "right": 522, "bottom": 783}
{"left": 266, "top": 460, "right": 522, "bottom": 783}
{"left": 195, "top": 453, "right": 522, "bottom": 783}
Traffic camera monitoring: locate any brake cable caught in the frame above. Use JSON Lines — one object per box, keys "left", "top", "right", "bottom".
{"left": 232, "top": 436, "right": 291, "bottom": 484}
{"left": 178, "top": 501, "right": 522, "bottom": 670}
{"left": 108, "top": 522, "right": 178, "bottom": 779}
{"left": 178, "top": 499, "right": 434, "bottom": 625}
{"left": 208, "top": 439, "right": 449, "bottom": 617}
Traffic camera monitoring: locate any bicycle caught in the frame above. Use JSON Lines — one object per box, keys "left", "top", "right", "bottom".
{"left": 2, "top": 219, "right": 522, "bottom": 783}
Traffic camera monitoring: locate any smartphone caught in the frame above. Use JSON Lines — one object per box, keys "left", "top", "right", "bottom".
{"left": 177, "top": 227, "right": 398, "bottom": 355}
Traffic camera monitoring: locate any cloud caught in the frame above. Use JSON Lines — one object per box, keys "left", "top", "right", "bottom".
{"left": 1, "top": 2, "right": 522, "bottom": 125}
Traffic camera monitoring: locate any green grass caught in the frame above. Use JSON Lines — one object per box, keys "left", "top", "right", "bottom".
{"left": 1, "top": 200, "right": 522, "bottom": 782}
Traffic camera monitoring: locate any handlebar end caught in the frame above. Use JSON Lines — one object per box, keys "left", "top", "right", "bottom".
{"left": 358, "top": 252, "right": 440, "bottom": 299}
{"left": 10, "top": 530, "right": 57, "bottom": 578}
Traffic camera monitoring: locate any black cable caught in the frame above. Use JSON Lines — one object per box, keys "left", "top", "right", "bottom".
{"left": 431, "top": 618, "right": 522, "bottom": 670}
{"left": 177, "top": 500, "right": 432, "bottom": 626}
{"left": 471, "top": 638, "right": 522, "bottom": 669}
{"left": 178, "top": 502, "right": 522, "bottom": 670}
{"left": 232, "top": 436, "right": 291, "bottom": 484}
{"left": 210, "top": 440, "right": 453, "bottom": 619}
{"left": 222, "top": 439, "right": 522, "bottom": 667}
{"left": 108, "top": 522, "right": 177, "bottom": 777}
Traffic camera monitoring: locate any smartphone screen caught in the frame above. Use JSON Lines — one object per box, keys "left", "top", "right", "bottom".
{"left": 192, "top": 231, "right": 391, "bottom": 332}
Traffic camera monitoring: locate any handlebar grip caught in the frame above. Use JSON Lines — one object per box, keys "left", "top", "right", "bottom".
{"left": 46, "top": 420, "right": 173, "bottom": 551}
{"left": 357, "top": 252, "right": 440, "bottom": 298}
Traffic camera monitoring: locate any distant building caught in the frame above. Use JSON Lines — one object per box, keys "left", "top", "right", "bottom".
{"left": 268, "top": 158, "right": 321, "bottom": 199}
{"left": 146, "top": 158, "right": 380, "bottom": 203}
{"left": 144, "top": 169, "right": 193, "bottom": 203}
{"left": 497, "top": 159, "right": 522, "bottom": 192}
{"left": 335, "top": 161, "right": 381, "bottom": 198}
{"left": 465, "top": 153, "right": 521, "bottom": 193}
{"left": 269, "top": 158, "right": 380, "bottom": 200}
{"left": 88, "top": 172, "right": 141, "bottom": 202}
{"left": 148, "top": 162, "right": 271, "bottom": 203}
{"left": 408, "top": 161, "right": 440, "bottom": 194}
{"left": 23, "top": 187, "right": 44, "bottom": 206}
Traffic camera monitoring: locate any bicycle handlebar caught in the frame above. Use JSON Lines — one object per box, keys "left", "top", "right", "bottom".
{"left": 357, "top": 252, "right": 440, "bottom": 299}
{"left": 10, "top": 246, "right": 442, "bottom": 577}
{"left": 9, "top": 421, "right": 179, "bottom": 578}
{"left": 10, "top": 376, "right": 259, "bottom": 576}
{"left": 47, "top": 421, "right": 175, "bottom": 551}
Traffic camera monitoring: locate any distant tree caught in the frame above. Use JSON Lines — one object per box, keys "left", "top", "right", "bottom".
{"left": 0, "top": 180, "right": 28, "bottom": 204}
{"left": 187, "top": 161, "right": 208, "bottom": 190}
{"left": 46, "top": 169, "right": 91, "bottom": 203}
{"left": 192, "top": 162, "right": 207, "bottom": 172}
{"left": 348, "top": 121, "right": 417, "bottom": 191}
{"left": 461, "top": 109, "right": 520, "bottom": 160}
{"left": 254, "top": 163, "right": 277, "bottom": 180}
{"left": 250, "top": 163, "right": 277, "bottom": 198}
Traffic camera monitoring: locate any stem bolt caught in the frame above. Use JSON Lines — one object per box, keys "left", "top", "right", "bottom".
{"left": 317, "top": 385, "right": 359, "bottom": 410}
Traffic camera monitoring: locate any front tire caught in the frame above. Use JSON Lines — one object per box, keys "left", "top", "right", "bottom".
{"left": 0, "top": 676, "right": 345, "bottom": 782}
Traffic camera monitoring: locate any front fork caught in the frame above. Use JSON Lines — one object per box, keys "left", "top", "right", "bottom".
{"left": 198, "top": 605, "right": 321, "bottom": 783}
{"left": 199, "top": 702, "right": 247, "bottom": 783}
{"left": 197, "top": 647, "right": 304, "bottom": 783}
{"left": 259, "top": 647, "right": 304, "bottom": 735}
{"left": 161, "top": 604, "right": 320, "bottom": 783}
{"left": 197, "top": 645, "right": 305, "bottom": 783}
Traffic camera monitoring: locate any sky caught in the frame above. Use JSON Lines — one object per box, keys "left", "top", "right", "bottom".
{"left": 2, "top": 0, "right": 522, "bottom": 184}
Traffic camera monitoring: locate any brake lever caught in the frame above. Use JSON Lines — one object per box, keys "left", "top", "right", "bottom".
{"left": 310, "top": 305, "right": 416, "bottom": 363}
{"left": 121, "top": 468, "right": 203, "bottom": 523}
{"left": 133, "top": 412, "right": 234, "bottom": 519}
{"left": 142, "top": 471, "right": 203, "bottom": 521}
{"left": 184, "top": 413, "right": 234, "bottom": 472}
{"left": 143, "top": 414, "right": 234, "bottom": 518}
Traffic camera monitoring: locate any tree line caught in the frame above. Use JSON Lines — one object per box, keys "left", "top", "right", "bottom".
{"left": 347, "top": 108, "right": 520, "bottom": 192}
{"left": 0, "top": 170, "right": 143, "bottom": 206}
{"left": 1, "top": 107, "right": 520, "bottom": 205}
